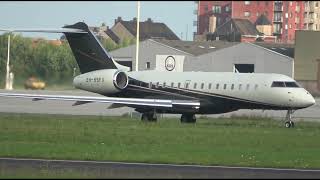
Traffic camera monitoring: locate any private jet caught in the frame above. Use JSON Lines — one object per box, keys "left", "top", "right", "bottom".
{"left": 0, "top": 22, "right": 315, "bottom": 128}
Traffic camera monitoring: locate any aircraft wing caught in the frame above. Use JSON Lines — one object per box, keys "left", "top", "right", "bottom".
{"left": 0, "top": 92, "right": 200, "bottom": 110}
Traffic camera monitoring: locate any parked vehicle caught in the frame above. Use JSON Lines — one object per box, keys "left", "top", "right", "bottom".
{"left": 24, "top": 77, "right": 46, "bottom": 90}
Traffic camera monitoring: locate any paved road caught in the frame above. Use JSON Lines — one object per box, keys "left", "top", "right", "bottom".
{"left": 0, "top": 89, "right": 319, "bottom": 121}
{"left": 1, "top": 158, "right": 320, "bottom": 178}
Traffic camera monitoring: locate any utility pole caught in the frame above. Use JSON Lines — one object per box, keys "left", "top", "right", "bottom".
{"left": 5, "top": 34, "right": 10, "bottom": 90}
{"left": 135, "top": 1, "right": 140, "bottom": 71}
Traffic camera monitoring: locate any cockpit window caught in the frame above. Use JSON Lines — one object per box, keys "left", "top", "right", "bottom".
{"left": 271, "top": 81, "right": 300, "bottom": 88}
{"left": 285, "top": 82, "right": 299, "bottom": 87}
{"left": 271, "top": 81, "right": 285, "bottom": 87}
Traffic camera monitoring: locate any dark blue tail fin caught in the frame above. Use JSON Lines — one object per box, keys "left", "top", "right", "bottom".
{"left": 63, "top": 22, "right": 118, "bottom": 73}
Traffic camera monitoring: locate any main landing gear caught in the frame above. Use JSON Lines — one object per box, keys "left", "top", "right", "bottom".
{"left": 284, "top": 110, "right": 295, "bottom": 128}
{"left": 141, "top": 110, "right": 157, "bottom": 122}
{"left": 180, "top": 114, "right": 196, "bottom": 123}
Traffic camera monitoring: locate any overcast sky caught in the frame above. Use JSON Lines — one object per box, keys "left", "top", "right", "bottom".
{"left": 0, "top": 1, "right": 196, "bottom": 40}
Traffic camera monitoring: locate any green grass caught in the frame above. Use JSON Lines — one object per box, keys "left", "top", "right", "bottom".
{"left": 0, "top": 113, "right": 320, "bottom": 170}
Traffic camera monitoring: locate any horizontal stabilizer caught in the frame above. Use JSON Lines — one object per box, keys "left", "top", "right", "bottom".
{"left": 0, "top": 28, "right": 87, "bottom": 34}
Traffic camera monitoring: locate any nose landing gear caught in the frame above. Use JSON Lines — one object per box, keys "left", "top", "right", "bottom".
{"left": 284, "top": 110, "right": 295, "bottom": 128}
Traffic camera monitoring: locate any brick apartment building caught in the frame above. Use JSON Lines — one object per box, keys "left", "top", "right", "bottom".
{"left": 195, "top": 1, "right": 320, "bottom": 43}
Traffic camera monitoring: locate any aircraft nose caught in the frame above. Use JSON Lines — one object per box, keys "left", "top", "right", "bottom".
{"left": 305, "top": 92, "right": 316, "bottom": 107}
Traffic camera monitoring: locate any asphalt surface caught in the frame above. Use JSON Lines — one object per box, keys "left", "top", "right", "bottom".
{"left": 1, "top": 158, "right": 320, "bottom": 178}
{"left": 0, "top": 89, "right": 318, "bottom": 121}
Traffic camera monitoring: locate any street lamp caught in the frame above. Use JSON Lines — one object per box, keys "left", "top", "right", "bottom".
{"left": 5, "top": 33, "right": 15, "bottom": 90}
{"left": 5, "top": 34, "right": 11, "bottom": 90}
{"left": 135, "top": 1, "right": 140, "bottom": 71}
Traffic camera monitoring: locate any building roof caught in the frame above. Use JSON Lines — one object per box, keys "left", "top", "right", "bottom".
{"left": 255, "top": 14, "right": 271, "bottom": 25}
{"left": 253, "top": 42, "right": 294, "bottom": 58}
{"left": 232, "top": 18, "right": 261, "bottom": 35}
{"left": 152, "top": 39, "right": 240, "bottom": 56}
{"left": 105, "top": 29, "right": 120, "bottom": 44}
{"left": 118, "top": 18, "right": 180, "bottom": 40}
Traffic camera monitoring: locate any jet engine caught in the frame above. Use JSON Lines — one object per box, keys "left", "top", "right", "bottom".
{"left": 73, "top": 69, "right": 129, "bottom": 95}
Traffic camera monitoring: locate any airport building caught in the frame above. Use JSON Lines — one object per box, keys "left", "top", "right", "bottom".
{"left": 110, "top": 39, "right": 294, "bottom": 77}
{"left": 294, "top": 30, "right": 320, "bottom": 95}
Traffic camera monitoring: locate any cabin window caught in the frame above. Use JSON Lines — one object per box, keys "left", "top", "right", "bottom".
{"left": 201, "top": 83, "right": 204, "bottom": 89}
{"left": 194, "top": 83, "right": 197, "bottom": 89}
{"left": 246, "top": 84, "right": 250, "bottom": 90}
{"left": 208, "top": 83, "right": 212, "bottom": 89}
{"left": 231, "top": 84, "right": 234, "bottom": 90}
{"left": 171, "top": 82, "right": 174, "bottom": 87}
{"left": 185, "top": 83, "right": 189, "bottom": 89}
{"left": 223, "top": 84, "right": 227, "bottom": 90}
{"left": 239, "top": 84, "right": 242, "bottom": 90}
{"left": 216, "top": 83, "right": 219, "bottom": 90}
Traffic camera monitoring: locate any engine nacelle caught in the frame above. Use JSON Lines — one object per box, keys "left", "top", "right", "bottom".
{"left": 73, "top": 69, "right": 129, "bottom": 94}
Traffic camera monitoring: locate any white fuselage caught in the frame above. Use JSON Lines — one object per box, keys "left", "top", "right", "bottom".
{"left": 73, "top": 70, "right": 316, "bottom": 113}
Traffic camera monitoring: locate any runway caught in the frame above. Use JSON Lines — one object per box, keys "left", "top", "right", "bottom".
{"left": 1, "top": 157, "right": 320, "bottom": 178}
{"left": 0, "top": 89, "right": 318, "bottom": 121}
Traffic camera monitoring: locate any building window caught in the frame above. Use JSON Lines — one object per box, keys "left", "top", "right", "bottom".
{"left": 212, "top": 5, "right": 221, "bottom": 13}
{"left": 171, "top": 82, "right": 174, "bottom": 87}
{"left": 231, "top": 84, "right": 234, "bottom": 90}
{"left": 239, "top": 84, "right": 242, "bottom": 90}
{"left": 265, "top": 1, "right": 269, "bottom": 6}
{"left": 178, "top": 83, "right": 181, "bottom": 88}
{"left": 216, "top": 84, "right": 219, "bottom": 90}
{"left": 225, "top": 6, "right": 230, "bottom": 12}
{"left": 246, "top": 84, "right": 250, "bottom": 90}
{"left": 256, "top": 12, "right": 259, "bottom": 17}
{"left": 316, "top": 2, "right": 319, "bottom": 7}
{"left": 146, "top": 62, "right": 150, "bottom": 69}
{"left": 254, "top": 84, "right": 258, "bottom": 90}
{"left": 209, "top": 83, "right": 212, "bottom": 89}
{"left": 289, "top": 24, "right": 292, "bottom": 29}
{"left": 194, "top": 83, "right": 197, "bottom": 89}
{"left": 244, "top": 11, "right": 251, "bottom": 17}
{"left": 223, "top": 84, "right": 227, "bottom": 90}
{"left": 289, "top": 1, "right": 292, "bottom": 6}
{"left": 185, "top": 83, "right": 189, "bottom": 89}
{"left": 285, "top": 24, "right": 288, "bottom": 29}
{"left": 155, "top": 82, "right": 159, "bottom": 88}
{"left": 289, "top": 12, "right": 292, "bottom": 18}
{"left": 163, "top": 82, "right": 166, "bottom": 87}
{"left": 245, "top": 1, "right": 250, "bottom": 5}
{"left": 204, "top": 5, "right": 208, "bottom": 12}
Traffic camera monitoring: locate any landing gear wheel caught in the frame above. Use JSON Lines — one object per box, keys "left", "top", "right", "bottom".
{"left": 290, "top": 121, "right": 295, "bottom": 128}
{"left": 284, "top": 110, "right": 295, "bottom": 128}
{"left": 180, "top": 114, "right": 196, "bottom": 123}
{"left": 141, "top": 111, "right": 157, "bottom": 122}
{"left": 285, "top": 121, "right": 291, "bottom": 128}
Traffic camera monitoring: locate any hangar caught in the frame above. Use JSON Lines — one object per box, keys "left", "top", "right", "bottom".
{"left": 110, "top": 39, "right": 294, "bottom": 77}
